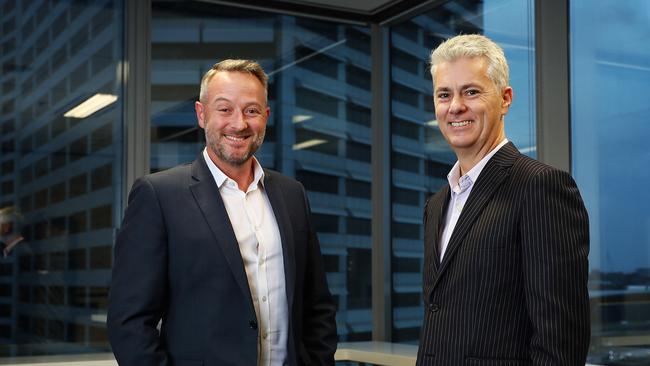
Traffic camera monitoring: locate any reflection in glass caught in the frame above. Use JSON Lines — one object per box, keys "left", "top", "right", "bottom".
{"left": 571, "top": 1, "right": 650, "bottom": 364}
{"left": 389, "top": 0, "right": 536, "bottom": 343}
{"left": 150, "top": 1, "right": 373, "bottom": 342}
{"left": 0, "top": 0, "right": 123, "bottom": 357}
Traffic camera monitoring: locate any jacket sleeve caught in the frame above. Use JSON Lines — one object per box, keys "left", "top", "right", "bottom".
{"left": 299, "top": 185, "right": 338, "bottom": 365}
{"left": 107, "top": 177, "right": 169, "bottom": 366}
{"left": 521, "top": 168, "right": 590, "bottom": 365}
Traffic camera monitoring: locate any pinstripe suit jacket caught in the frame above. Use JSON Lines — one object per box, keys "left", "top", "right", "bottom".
{"left": 416, "top": 142, "right": 590, "bottom": 366}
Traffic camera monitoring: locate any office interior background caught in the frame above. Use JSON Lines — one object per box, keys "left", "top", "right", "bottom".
{"left": 0, "top": 0, "right": 648, "bottom": 364}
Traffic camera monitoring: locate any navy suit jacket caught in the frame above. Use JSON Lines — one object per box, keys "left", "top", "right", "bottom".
{"left": 416, "top": 142, "right": 590, "bottom": 366}
{"left": 107, "top": 155, "right": 337, "bottom": 366}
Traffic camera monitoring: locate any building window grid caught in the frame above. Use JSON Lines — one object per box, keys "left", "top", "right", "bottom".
{"left": 0, "top": 0, "right": 122, "bottom": 357}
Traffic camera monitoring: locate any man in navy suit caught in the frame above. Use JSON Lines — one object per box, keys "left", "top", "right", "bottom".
{"left": 108, "top": 59, "right": 337, "bottom": 366}
{"left": 417, "top": 35, "right": 590, "bottom": 365}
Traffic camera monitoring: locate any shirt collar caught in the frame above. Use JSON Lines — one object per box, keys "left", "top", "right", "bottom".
{"left": 202, "top": 148, "right": 266, "bottom": 191}
{"left": 446, "top": 138, "right": 509, "bottom": 193}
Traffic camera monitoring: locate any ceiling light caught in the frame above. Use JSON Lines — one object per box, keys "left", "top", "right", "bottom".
{"left": 91, "top": 313, "right": 107, "bottom": 323}
{"left": 293, "top": 139, "right": 327, "bottom": 150}
{"left": 292, "top": 115, "right": 313, "bottom": 123}
{"left": 64, "top": 93, "right": 118, "bottom": 118}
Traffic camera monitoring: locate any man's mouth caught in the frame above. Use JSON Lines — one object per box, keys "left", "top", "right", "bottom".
{"left": 224, "top": 134, "right": 248, "bottom": 142}
{"left": 449, "top": 120, "right": 472, "bottom": 127}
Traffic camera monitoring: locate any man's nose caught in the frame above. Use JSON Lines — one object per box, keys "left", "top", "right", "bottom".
{"left": 231, "top": 110, "right": 247, "bottom": 130}
{"left": 449, "top": 95, "right": 466, "bottom": 114}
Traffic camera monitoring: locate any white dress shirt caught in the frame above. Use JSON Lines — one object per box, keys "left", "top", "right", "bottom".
{"left": 439, "top": 139, "right": 509, "bottom": 260}
{"left": 203, "top": 149, "right": 289, "bottom": 366}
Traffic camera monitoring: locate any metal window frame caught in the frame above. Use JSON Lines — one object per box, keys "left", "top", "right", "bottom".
{"left": 123, "top": 0, "right": 152, "bottom": 201}
{"left": 535, "top": 0, "right": 571, "bottom": 172}
{"left": 371, "top": 23, "right": 392, "bottom": 341}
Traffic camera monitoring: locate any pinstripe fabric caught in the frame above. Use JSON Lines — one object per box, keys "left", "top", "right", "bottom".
{"left": 416, "top": 142, "right": 590, "bottom": 366}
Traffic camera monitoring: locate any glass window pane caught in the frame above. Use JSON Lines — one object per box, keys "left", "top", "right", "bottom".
{"left": 571, "top": 1, "right": 650, "bottom": 364}
{"left": 0, "top": 0, "right": 123, "bottom": 357}
{"left": 389, "top": 0, "right": 536, "bottom": 343}
{"left": 150, "top": 2, "right": 372, "bottom": 342}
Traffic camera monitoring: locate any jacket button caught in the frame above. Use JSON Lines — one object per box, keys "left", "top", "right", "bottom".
{"left": 429, "top": 303, "right": 440, "bottom": 312}
{"left": 249, "top": 320, "right": 258, "bottom": 330}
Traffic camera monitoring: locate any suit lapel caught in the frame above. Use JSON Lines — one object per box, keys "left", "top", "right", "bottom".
{"left": 188, "top": 156, "right": 255, "bottom": 313}
{"left": 426, "top": 186, "right": 450, "bottom": 273}
{"left": 436, "top": 143, "right": 519, "bottom": 278}
{"left": 262, "top": 170, "right": 296, "bottom": 312}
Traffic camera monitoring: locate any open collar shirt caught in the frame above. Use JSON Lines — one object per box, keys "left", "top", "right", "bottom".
{"left": 203, "top": 148, "right": 289, "bottom": 366}
{"left": 439, "top": 138, "right": 509, "bottom": 260}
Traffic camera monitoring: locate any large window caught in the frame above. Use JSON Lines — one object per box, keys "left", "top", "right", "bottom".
{"left": 149, "top": 1, "right": 373, "bottom": 342}
{"left": 389, "top": 0, "right": 536, "bottom": 343}
{"left": 571, "top": 1, "right": 650, "bottom": 364}
{"left": 8, "top": 0, "right": 650, "bottom": 363}
{"left": 0, "top": 0, "right": 123, "bottom": 357}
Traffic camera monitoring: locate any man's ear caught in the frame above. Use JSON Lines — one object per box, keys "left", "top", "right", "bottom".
{"left": 501, "top": 87, "right": 513, "bottom": 113}
{"left": 195, "top": 101, "right": 206, "bottom": 129}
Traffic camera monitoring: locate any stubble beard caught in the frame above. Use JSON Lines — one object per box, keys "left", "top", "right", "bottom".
{"left": 206, "top": 129, "right": 266, "bottom": 167}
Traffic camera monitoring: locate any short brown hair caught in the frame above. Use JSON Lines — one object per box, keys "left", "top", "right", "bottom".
{"left": 199, "top": 59, "right": 268, "bottom": 102}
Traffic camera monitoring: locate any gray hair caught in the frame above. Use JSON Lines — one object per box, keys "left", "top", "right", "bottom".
{"left": 198, "top": 59, "right": 268, "bottom": 102}
{"left": 429, "top": 34, "right": 509, "bottom": 91}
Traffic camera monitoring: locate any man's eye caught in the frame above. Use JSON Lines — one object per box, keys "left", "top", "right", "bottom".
{"left": 437, "top": 93, "right": 449, "bottom": 99}
{"left": 217, "top": 108, "right": 231, "bottom": 113}
{"left": 466, "top": 89, "right": 479, "bottom": 96}
{"left": 245, "top": 108, "right": 260, "bottom": 115}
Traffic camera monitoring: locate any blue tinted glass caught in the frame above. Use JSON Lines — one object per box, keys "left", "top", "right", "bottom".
{"left": 390, "top": 0, "right": 535, "bottom": 343}
{"left": 0, "top": 0, "right": 124, "bottom": 357}
{"left": 150, "top": 2, "right": 373, "bottom": 342}
{"left": 571, "top": 1, "right": 650, "bottom": 363}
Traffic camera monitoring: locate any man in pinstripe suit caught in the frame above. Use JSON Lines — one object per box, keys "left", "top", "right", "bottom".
{"left": 417, "top": 34, "right": 590, "bottom": 365}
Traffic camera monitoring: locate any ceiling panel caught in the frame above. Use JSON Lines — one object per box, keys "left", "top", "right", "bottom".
{"left": 270, "top": 0, "right": 402, "bottom": 14}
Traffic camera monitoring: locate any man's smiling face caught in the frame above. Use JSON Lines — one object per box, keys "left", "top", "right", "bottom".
{"left": 195, "top": 71, "right": 269, "bottom": 170}
{"left": 433, "top": 56, "right": 512, "bottom": 157}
